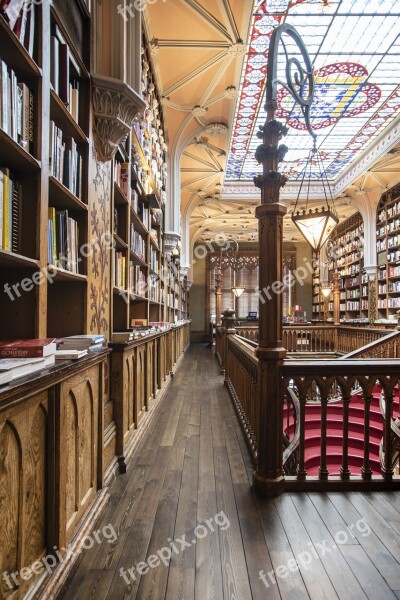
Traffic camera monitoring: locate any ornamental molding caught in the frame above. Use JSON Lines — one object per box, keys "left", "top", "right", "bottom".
{"left": 92, "top": 75, "right": 146, "bottom": 163}
{"left": 164, "top": 231, "right": 181, "bottom": 256}
{"left": 204, "top": 122, "right": 229, "bottom": 137}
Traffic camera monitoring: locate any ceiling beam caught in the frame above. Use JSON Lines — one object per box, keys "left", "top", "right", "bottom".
{"left": 182, "top": 151, "right": 218, "bottom": 169}
{"left": 155, "top": 39, "right": 230, "bottom": 48}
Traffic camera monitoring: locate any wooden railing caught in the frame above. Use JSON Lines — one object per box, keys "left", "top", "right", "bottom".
{"left": 283, "top": 325, "right": 335, "bottom": 353}
{"left": 215, "top": 326, "right": 224, "bottom": 368}
{"left": 342, "top": 329, "right": 400, "bottom": 359}
{"left": 225, "top": 335, "right": 258, "bottom": 462}
{"left": 223, "top": 333, "right": 400, "bottom": 491}
{"left": 281, "top": 359, "right": 400, "bottom": 489}
{"left": 335, "top": 326, "right": 390, "bottom": 354}
{"left": 228, "top": 324, "right": 396, "bottom": 355}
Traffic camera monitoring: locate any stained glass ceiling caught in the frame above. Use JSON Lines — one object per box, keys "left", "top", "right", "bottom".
{"left": 226, "top": 0, "right": 400, "bottom": 182}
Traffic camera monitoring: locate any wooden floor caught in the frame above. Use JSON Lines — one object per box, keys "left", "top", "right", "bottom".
{"left": 61, "top": 344, "right": 400, "bottom": 600}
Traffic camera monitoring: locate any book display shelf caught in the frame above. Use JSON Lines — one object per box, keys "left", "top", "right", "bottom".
{"left": 376, "top": 183, "right": 400, "bottom": 321}
{"left": 110, "top": 32, "right": 189, "bottom": 333}
{"left": 0, "top": 0, "right": 91, "bottom": 339}
{"left": 312, "top": 213, "right": 367, "bottom": 323}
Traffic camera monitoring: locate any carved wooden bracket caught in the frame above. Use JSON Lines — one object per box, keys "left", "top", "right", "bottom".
{"left": 92, "top": 75, "right": 146, "bottom": 163}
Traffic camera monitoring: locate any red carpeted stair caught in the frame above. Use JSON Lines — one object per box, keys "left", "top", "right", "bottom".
{"left": 283, "top": 384, "right": 400, "bottom": 476}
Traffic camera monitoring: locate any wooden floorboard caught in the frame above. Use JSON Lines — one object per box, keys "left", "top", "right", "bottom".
{"left": 60, "top": 344, "right": 400, "bottom": 600}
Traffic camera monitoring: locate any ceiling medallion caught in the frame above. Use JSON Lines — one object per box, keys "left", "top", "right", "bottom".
{"left": 204, "top": 122, "right": 229, "bottom": 137}
{"left": 192, "top": 105, "right": 208, "bottom": 119}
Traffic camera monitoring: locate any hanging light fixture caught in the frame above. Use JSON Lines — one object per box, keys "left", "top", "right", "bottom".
{"left": 320, "top": 283, "right": 331, "bottom": 298}
{"left": 291, "top": 142, "right": 339, "bottom": 252}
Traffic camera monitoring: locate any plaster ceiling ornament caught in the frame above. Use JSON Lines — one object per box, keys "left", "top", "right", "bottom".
{"left": 161, "top": 96, "right": 171, "bottom": 108}
{"left": 192, "top": 105, "right": 208, "bottom": 119}
{"left": 224, "top": 86, "right": 238, "bottom": 99}
{"left": 149, "top": 38, "right": 160, "bottom": 55}
{"left": 142, "top": 60, "right": 149, "bottom": 74}
{"left": 204, "top": 122, "right": 229, "bottom": 137}
{"left": 227, "top": 42, "right": 247, "bottom": 57}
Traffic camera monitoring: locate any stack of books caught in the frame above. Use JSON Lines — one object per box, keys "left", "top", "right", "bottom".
{"left": 0, "top": 338, "right": 57, "bottom": 385}
{"left": 58, "top": 334, "right": 105, "bottom": 353}
{"left": 50, "top": 23, "right": 80, "bottom": 119}
{"left": 114, "top": 161, "right": 129, "bottom": 196}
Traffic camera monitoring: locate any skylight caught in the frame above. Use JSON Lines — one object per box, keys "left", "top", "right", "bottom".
{"left": 226, "top": 0, "right": 400, "bottom": 182}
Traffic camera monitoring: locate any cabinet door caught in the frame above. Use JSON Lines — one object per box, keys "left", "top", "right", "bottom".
{"left": 58, "top": 364, "right": 100, "bottom": 544}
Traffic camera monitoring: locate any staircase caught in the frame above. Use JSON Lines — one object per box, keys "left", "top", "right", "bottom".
{"left": 284, "top": 384, "right": 400, "bottom": 476}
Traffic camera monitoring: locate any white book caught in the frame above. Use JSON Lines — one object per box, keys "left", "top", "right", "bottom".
{"left": 0, "top": 354, "right": 55, "bottom": 380}
{"left": 55, "top": 349, "right": 88, "bottom": 360}
{"left": 1, "top": 62, "right": 9, "bottom": 134}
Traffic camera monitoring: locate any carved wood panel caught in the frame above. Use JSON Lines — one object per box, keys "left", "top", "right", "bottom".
{"left": 59, "top": 365, "right": 99, "bottom": 543}
{"left": 0, "top": 392, "right": 48, "bottom": 599}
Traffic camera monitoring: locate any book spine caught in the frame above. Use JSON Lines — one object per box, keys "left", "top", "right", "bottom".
{"left": 59, "top": 44, "right": 70, "bottom": 106}
{"left": 0, "top": 348, "right": 43, "bottom": 358}
{"left": 11, "top": 179, "right": 21, "bottom": 253}
{"left": 28, "top": 88, "right": 33, "bottom": 154}
{"left": 2, "top": 169, "right": 10, "bottom": 251}
{"left": 50, "top": 36, "right": 59, "bottom": 95}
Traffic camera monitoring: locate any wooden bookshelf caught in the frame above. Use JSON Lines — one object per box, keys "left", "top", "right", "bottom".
{"left": 376, "top": 184, "right": 400, "bottom": 321}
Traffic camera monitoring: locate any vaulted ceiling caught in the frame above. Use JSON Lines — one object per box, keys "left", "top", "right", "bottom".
{"left": 144, "top": 0, "right": 400, "bottom": 248}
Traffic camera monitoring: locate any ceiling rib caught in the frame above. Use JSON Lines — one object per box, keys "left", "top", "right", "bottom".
{"left": 163, "top": 50, "right": 227, "bottom": 96}
{"left": 181, "top": 0, "right": 233, "bottom": 42}
{"left": 215, "top": 0, "right": 240, "bottom": 42}
{"left": 199, "top": 54, "right": 233, "bottom": 105}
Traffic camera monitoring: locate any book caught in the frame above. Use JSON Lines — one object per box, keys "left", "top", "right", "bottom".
{"left": 0, "top": 354, "right": 55, "bottom": 380}
{"left": 59, "top": 44, "right": 70, "bottom": 106}
{"left": 2, "top": 168, "right": 10, "bottom": 251}
{"left": 0, "top": 369, "right": 12, "bottom": 386}
{"left": 59, "top": 334, "right": 105, "bottom": 351}
{"left": 0, "top": 170, "right": 3, "bottom": 249}
{"left": 0, "top": 338, "right": 57, "bottom": 358}
{"left": 11, "top": 178, "right": 21, "bottom": 253}
{"left": 50, "top": 35, "right": 60, "bottom": 94}
{"left": 111, "top": 332, "right": 135, "bottom": 343}
{"left": 55, "top": 349, "right": 88, "bottom": 360}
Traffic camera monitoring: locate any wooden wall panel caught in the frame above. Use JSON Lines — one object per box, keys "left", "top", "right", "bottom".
{"left": 0, "top": 423, "right": 21, "bottom": 592}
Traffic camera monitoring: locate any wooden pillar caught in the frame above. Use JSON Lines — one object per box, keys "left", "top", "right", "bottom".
{"left": 253, "top": 104, "right": 288, "bottom": 497}
{"left": 333, "top": 270, "right": 340, "bottom": 326}
{"left": 220, "top": 308, "right": 236, "bottom": 377}
{"left": 365, "top": 266, "right": 378, "bottom": 324}
{"left": 215, "top": 265, "right": 222, "bottom": 326}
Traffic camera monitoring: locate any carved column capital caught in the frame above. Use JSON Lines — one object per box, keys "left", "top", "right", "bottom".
{"left": 92, "top": 75, "right": 146, "bottom": 163}
{"left": 164, "top": 232, "right": 181, "bottom": 257}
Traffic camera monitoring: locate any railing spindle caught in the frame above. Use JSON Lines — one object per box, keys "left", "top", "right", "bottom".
{"left": 362, "top": 391, "right": 372, "bottom": 480}
{"left": 383, "top": 390, "right": 394, "bottom": 481}
{"left": 340, "top": 391, "right": 351, "bottom": 480}
{"left": 319, "top": 388, "right": 329, "bottom": 480}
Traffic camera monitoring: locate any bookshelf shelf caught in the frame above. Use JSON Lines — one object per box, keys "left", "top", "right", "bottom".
{"left": 49, "top": 175, "right": 88, "bottom": 210}
{"left": 49, "top": 266, "right": 87, "bottom": 282}
{"left": 114, "top": 182, "right": 129, "bottom": 205}
{"left": 0, "top": 15, "right": 41, "bottom": 78}
{"left": 130, "top": 208, "right": 149, "bottom": 236}
{"left": 0, "top": 128, "right": 40, "bottom": 174}
{"left": 50, "top": 90, "right": 88, "bottom": 144}
{"left": 130, "top": 251, "right": 147, "bottom": 268}
{"left": 114, "top": 234, "right": 128, "bottom": 250}
{"left": 0, "top": 249, "right": 39, "bottom": 269}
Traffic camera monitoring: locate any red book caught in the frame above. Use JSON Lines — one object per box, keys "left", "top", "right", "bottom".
{"left": 0, "top": 338, "right": 57, "bottom": 358}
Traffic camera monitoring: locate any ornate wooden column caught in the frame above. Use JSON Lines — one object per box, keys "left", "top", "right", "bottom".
{"left": 253, "top": 24, "right": 315, "bottom": 496}
{"left": 253, "top": 116, "right": 288, "bottom": 496}
{"left": 215, "top": 264, "right": 222, "bottom": 326}
{"left": 333, "top": 270, "right": 340, "bottom": 326}
{"left": 365, "top": 266, "right": 378, "bottom": 324}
